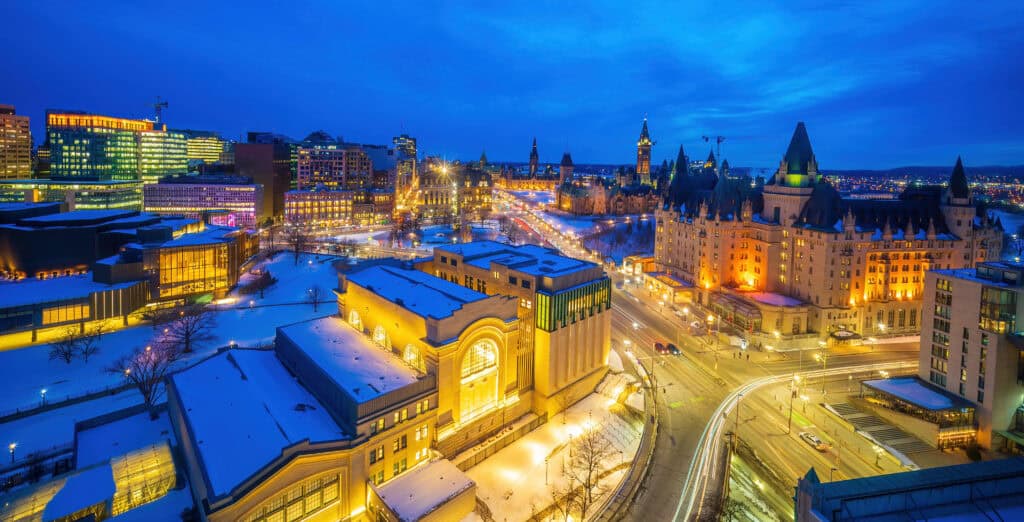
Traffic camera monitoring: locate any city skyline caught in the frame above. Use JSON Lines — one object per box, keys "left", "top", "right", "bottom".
{"left": 4, "top": 1, "right": 1022, "bottom": 168}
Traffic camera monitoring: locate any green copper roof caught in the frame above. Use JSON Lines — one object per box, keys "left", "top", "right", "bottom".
{"left": 784, "top": 122, "right": 815, "bottom": 175}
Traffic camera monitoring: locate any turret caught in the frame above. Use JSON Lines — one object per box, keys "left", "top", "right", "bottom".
{"left": 636, "top": 117, "right": 653, "bottom": 185}
{"left": 559, "top": 152, "right": 574, "bottom": 185}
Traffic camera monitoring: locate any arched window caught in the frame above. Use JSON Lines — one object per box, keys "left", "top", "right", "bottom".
{"left": 404, "top": 344, "right": 424, "bottom": 373}
{"left": 460, "top": 339, "right": 499, "bottom": 422}
{"left": 348, "top": 310, "right": 362, "bottom": 330}
{"left": 373, "top": 325, "right": 389, "bottom": 348}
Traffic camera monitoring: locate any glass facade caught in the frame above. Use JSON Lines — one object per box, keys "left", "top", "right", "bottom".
{"left": 535, "top": 278, "right": 611, "bottom": 332}
{"left": 242, "top": 473, "right": 340, "bottom": 522}
{"left": 979, "top": 286, "right": 1017, "bottom": 334}
{"left": 153, "top": 244, "right": 230, "bottom": 298}
{"left": 0, "top": 180, "right": 143, "bottom": 210}
{"left": 50, "top": 127, "right": 140, "bottom": 180}
{"left": 139, "top": 130, "right": 188, "bottom": 184}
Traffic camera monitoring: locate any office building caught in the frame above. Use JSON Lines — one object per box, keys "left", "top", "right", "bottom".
{"left": 235, "top": 141, "right": 291, "bottom": 219}
{"left": 143, "top": 174, "right": 263, "bottom": 228}
{"left": 296, "top": 145, "right": 373, "bottom": 190}
{"left": 46, "top": 111, "right": 148, "bottom": 181}
{"left": 918, "top": 261, "right": 1024, "bottom": 448}
{"left": 653, "top": 122, "right": 1003, "bottom": 346}
{"left": 0, "top": 178, "right": 142, "bottom": 210}
{"left": 0, "top": 104, "right": 32, "bottom": 179}
{"left": 177, "top": 129, "right": 227, "bottom": 164}
{"left": 139, "top": 128, "right": 188, "bottom": 183}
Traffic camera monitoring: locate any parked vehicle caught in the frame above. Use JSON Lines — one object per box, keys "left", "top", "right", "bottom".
{"left": 654, "top": 342, "right": 668, "bottom": 354}
{"left": 799, "top": 432, "right": 829, "bottom": 451}
{"left": 667, "top": 343, "right": 681, "bottom": 355}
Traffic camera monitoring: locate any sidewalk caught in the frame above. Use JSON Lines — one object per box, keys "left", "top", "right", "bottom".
{"left": 466, "top": 393, "right": 643, "bottom": 521}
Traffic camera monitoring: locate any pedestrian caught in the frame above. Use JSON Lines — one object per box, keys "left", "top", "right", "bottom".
{"left": 746, "top": 353, "right": 750, "bottom": 361}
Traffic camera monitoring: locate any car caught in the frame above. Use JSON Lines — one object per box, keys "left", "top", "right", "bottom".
{"left": 667, "top": 343, "right": 681, "bottom": 355}
{"left": 690, "top": 320, "right": 705, "bottom": 330}
{"left": 799, "top": 432, "right": 829, "bottom": 451}
{"left": 654, "top": 342, "right": 668, "bottom": 354}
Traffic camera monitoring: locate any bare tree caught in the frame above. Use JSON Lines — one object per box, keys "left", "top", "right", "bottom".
{"left": 77, "top": 323, "right": 106, "bottom": 364}
{"left": 306, "top": 285, "right": 324, "bottom": 312}
{"left": 286, "top": 227, "right": 310, "bottom": 265}
{"left": 549, "top": 472, "right": 581, "bottom": 522}
{"left": 159, "top": 304, "right": 217, "bottom": 353}
{"left": 108, "top": 341, "right": 183, "bottom": 408}
{"left": 564, "top": 426, "right": 616, "bottom": 519}
{"left": 49, "top": 327, "right": 80, "bottom": 364}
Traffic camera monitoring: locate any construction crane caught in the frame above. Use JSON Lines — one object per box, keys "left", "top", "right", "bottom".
{"left": 702, "top": 135, "right": 726, "bottom": 165}
{"left": 152, "top": 97, "right": 169, "bottom": 124}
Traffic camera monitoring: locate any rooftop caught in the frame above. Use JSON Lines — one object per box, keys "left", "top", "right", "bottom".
{"left": 346, "top": 264, "right": 488, "bottom": 320}
{"left": 159, "top": 225, "right": 238, "bottom": 248}
{"left": 18, "top": 209, "right": 137, "bottom": 226}
{"left": 862, "top": 376, "right": 974, "bottom": 411}
{"left": 373, "top": 459, "right": 475, "bottom": 521}
{"left": 743, "top": 291, "right": 804, "bottom": 307}
{"left": 277, "top": 316, "right": 421, "bottom": 403}
{"left": 170, "top": 349, "right": 345, "bottom": 497}
{"left": 437, "top": 240, "right": 598, "bottom": 277}
{"left": 0, "top": 275, "right": 142, "bottom": 309}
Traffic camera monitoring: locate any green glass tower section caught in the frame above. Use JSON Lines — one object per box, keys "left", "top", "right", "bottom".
{"left": 140, "top": 130, "right": 188, "bottom": 184}
{"left": 535, "top": 277, "right": 611, "bottom": 332}
{"left": 50, "top": 126, "right": 141, "bottom": 181}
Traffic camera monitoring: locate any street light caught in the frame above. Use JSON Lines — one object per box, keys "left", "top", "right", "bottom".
{"left": 8, "top": 442, "right": 15, "bottom": 463}
{"left": 40, "top": 388, "right": 47, "bottom": 405}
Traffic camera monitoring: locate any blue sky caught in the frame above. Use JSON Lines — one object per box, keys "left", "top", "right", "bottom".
{"left": 4, "top": 1, "right": 1022, "bottom": 168}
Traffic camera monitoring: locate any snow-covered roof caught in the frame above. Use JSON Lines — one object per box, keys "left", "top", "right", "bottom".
{"left": 346, "top": 264, "right": 488, "bottom": 319}
{"left": 42, "top": 463, "right": 115, "bottom": 520}
{"left": 19, "top": 209, "right": 135, "bottom": 224}
{"left": 0, "top": 275, "right": 143, "bottom": 309}
{"left": 170, "top": 349, "right": 345, "bottom": 497}
{"left": 159, "top": 225, "right": 237, "bottom": 248}
{"left": 437, "top": 240, "right": 597, "bottom": 277}
{"left": 374, "top": 459, "right": 475, "bottom": 521}
{"left": 862, "top": 377, "right": 973, "bottom": 411}
{"left": 277, "top": 317, "right": 420, "bottom": 403}
{"left": 75, "top": 409, "right": 177, "bottom": 469}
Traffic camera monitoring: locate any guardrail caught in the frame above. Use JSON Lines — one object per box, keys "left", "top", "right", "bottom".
{"left": 592, "top": 384, "right": 659, "bottom": 521}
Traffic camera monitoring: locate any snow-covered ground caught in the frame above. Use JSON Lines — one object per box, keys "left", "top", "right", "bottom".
{"left": 466, "top": 392, "right": 643, "bottom": 521}
{"left": 0, "top": 252, "right": 340, "bottom": 415}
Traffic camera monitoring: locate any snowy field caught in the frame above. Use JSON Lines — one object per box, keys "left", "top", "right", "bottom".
{"left": 509, "top": 190, "right": 555, "bottom": 206}
{"left": 466, "top": 392, "right": 643, "bottom": 521}
{"left": 0, "top": 252, "right": 340, "bottom": 415}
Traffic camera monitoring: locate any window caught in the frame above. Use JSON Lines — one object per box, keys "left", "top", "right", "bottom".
{"left": 393, "top": 458, "right": 408, "bottom": 477}
{"left": 415, "top": 399, "right": 429, "bottom": 415}
{"left": 522, "top": 280, "right": 531, "bottom": 289}
{"left": 369, "top": 446, "right": 383, "bottom": 464}
{"left": 370, "top": 418, "right": 384, "bottom": 435}
{"left": 393, "top": 434, "right": 407, "bottom": 452}
{"left": 415, "top": 424, "right": 429, "bottom": 441}
{"left": 243, "top": 473, "right": 339, "bottom": 522}
{"left": 393, "top": 409, "right": 408, "bottom": 424}
{"left": 509, "top": 276, "right": 518, "bottom": 285}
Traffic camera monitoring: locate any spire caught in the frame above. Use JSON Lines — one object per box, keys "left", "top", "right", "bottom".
{"left": 529, "top": 137, "right": 539, "bottom": 177}
{"left": 706, "top": 149, "right": 716, "bottom": 164}
{"left": 949, "top": 156, "right": 970, "bottom": 199}
{"left": 638, "top": 117, "right": 651, "bottom": 145}
{"left": 673, "top": 145, "right": 687, "bottom": 178}
{"left": 783, "top": 122, "right": 815, "bottom": 176}
{"left": 560, "top": 152, "right": 573, "bottom": 167}
{"left": 479, "top": 149, "right": 488, "bottom": 168}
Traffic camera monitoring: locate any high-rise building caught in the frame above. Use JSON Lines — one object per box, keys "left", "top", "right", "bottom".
{"left": 234, "top": 142, "right": 291, "bottom": 219}
{"left": 177, "top": 129, "right": 227, "bottom": 165}
{"left": 296, "top": 145, "right": 373, "bottom": 190}
{"left": 0, "top": 105, "right": 32, "bottom": 179}
{"left": 393, "top": 134, "right": 417, "bottom": 198}
{"left": 919, "top": 261, "right": 1024, "bottom": 448}
{"left": 654, "top": 123, "right": 1003, "bottom": 346}
{"left": 636, "top": 117, "right": 652, "bottom": 185}
{"left": 139, "top": 129, "right": 188, "bottom": 183}
{"left": 46, "top": 111, "right": 187, "bottom": 183}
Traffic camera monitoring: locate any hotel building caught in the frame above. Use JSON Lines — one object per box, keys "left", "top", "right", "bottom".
{"left": 919, "top": 261, "right": 1024, "bottom": 448}
{"left": 0, "top": 104, "right": 32, "bottom": 179}
{"left": 143, "top": 174, "right": 264, "bottom": 227}
{"left": 654, "top": 122, "right": 1003, "bottom": 344}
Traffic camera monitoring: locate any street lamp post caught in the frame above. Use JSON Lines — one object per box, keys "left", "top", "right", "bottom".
{"left": 787, "top": 376, "right": 800, "bottom": 434}
{"left": 545, "top": 456, "right": 550, "bottom": 485}
{"left": 8, "top": 442, "right": 15, "bottom": 463}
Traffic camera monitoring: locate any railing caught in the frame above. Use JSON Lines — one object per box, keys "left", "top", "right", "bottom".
{"left": 592, "top": 384, "right": 659, "bottom": 521}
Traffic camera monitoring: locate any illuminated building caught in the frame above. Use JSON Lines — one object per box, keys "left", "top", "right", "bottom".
{"left": 636, "top": 117, "right": 652, "bottom": 185}
{"left": 496, "top": 138, "right": 560, "bottom": 191}
{"left": 139, "top": 128, "right": 188, "bottom": 183}
{"left": 137, "top": 224, "right": 257, "bottom": 300}
{"left": 143, "top": 174, "right": 263, "bottom": 227}
{"left": 155, "top": 242, "right": 606, "bottom": 521}
{"left": 393, "top": 134, "right": 417, "bottom": 206}
{"left": 0, "top": 104, "right": 32, "bottom": 179}
{"left": 558, "top": 152, "right": 574, "bottom": 185}
{"left": 414, "top": 159, "right": 492, "bottom": 224}
{"left": 556, "top": 176, "right": 660, "bottom": 215}
{"left": 47, "top": 111, "right": 157, "bottom": 182}
{"left": 35, "top": 140, "right": 51, "bottom": 178}
{"left": 297, "top": 145, "right": 373, "bottom": 190}
{"left": 177, "top": 129, "right": 227, "bottom": 164}
{"left": 918, "top": 261, "right": 1024, "bottom": 448}
{"left": 285, "top": 188, "right": 394, "bottom": 227}
{"left": 654, "top": 122, "right": 1003, "bottom": 346}
{"left": 0, "top": 178, "right": 142, "bottom": 210}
